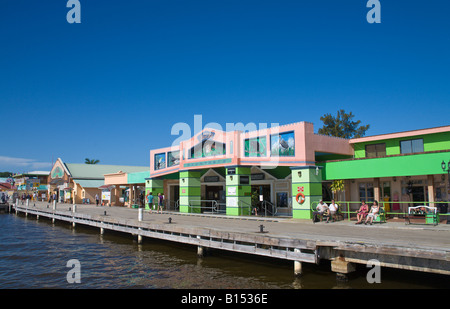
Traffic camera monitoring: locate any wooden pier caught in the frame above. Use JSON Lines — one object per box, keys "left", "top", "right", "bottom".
{"left": 12, "top": 202, "right": 450, "bottom": 278}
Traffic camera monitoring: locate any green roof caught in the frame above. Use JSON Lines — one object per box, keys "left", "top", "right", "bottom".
{"left": 73, "top": 179, "right": 105, "bottom": 188}
{"left": 65, "top": 163, "right": 148, "bottom": 179}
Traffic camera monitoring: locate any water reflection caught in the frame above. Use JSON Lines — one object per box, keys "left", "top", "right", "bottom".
{"left": 0, "top": 215, "right": 447, "bottom": 289}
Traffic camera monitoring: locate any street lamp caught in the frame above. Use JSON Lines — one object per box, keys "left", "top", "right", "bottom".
{"left": 442, "top": 160, "right": 450, "bottom": 173}
{"left": 442, "top": 160, "right": 450, "bottom": 186}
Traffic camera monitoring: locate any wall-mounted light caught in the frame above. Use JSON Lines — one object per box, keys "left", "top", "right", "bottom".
{"left": 315, "top": 167, "right": 319, "bottom": 176}
{"left": 297, "top": 171, "right": 302, "bottom": 178}
{"left": 182, "top": 178, "right": 185, "bottom": 183}
{"left": 441, "top": 160, "right": 450, "bottom": 185}
{"left": 230, "top": 176, "right": 233, "bottom": 181}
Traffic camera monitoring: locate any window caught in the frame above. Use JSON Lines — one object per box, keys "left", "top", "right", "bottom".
{"left": 365, "top": 143, "right": 386, "bottom": 158}
{"left": 400, "top": 139, "right": 424, "bottom": 154}
{"left": 276, "top": 192, "right": 288, "bottom": 208}
{"left": 359, "top": 182, "right": 374, "bottom": 202}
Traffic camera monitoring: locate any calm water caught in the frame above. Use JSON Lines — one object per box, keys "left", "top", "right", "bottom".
{"left": 0, "top": 214, "right": 447, "bottom": 289}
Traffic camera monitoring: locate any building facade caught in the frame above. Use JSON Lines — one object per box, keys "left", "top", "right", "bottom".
{"left": 48, "top": 158, "right": 148, "bottom": 204}
{"left": 320, "top": 125, "right": 450, "bottom": 215}
{"left": 146, "top": 122, "right": 450, "bottom": 219}
{"left": 147, "top": 122, "right": 352, "bottom": 219}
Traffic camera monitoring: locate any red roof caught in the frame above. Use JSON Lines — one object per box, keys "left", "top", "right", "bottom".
{"left": 0, "top": 182, "right": 12, "bottom": 190}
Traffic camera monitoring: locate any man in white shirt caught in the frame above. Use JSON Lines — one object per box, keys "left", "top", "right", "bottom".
{"left": 313, "top": 200, "right": 329, "bottom": 223}
{"left": 328, "top": 199, "right": 339, "bottom": 222}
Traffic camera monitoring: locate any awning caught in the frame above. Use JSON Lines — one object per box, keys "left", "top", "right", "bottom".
{"left": 73, "top": 179, "right": 105, "bottom": 188}
{"left": 50, "top": 178, "right": 67, "bottom": 185}
{"left": 99, "top": 184, "right": 116, "bottom": 190}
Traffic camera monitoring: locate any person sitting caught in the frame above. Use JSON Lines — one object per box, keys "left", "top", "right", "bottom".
{"left": 313, "top": 200, "right": 329, "bottom": 222}
{"left": 355, "top": 200, "right": 369, "bottom": 224}
{"left": 365, "top": 201, "right": 380, "bottom": 225}
{"left": 328, "top": 199, "right": 339, "bottom": 222}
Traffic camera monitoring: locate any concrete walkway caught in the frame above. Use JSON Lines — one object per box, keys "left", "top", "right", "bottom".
{"left": 19, "top": 201, "right": 450, "bottom": 252}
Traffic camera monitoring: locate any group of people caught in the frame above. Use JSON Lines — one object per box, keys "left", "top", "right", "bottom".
{"left": 313, "top": 199, "right": 381, "bottom": 225}
{"left": 355, "top": 200, "right": 380, "bottom": 225}
{"left": 146, "top": 192, "right": 164, "bottom": 213}
{"left": 313, "top": 199, "right": 340, "bottom": 223}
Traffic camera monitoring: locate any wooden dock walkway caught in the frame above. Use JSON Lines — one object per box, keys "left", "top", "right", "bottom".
{"left": 12, "top": 201, "right": 450, "bottom": 278}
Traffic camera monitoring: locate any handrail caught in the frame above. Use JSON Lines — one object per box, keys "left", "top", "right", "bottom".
{"left": 261, "top": 200, "right": 276, "bottom": 217}
{"left": 238, "top": 199, "right": 252, "bottom": 215}
{"left": 188, "top": 199, "right": 225, "bottom": 214}
{"left": 311, "top": 200, "right": 450, "bottom": 222}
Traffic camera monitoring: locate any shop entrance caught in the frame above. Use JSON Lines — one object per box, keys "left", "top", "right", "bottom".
{"left": 251, "top": 184, "right": 273, "bottom": 215}
{"left": 205, "top": 185, "right": 225, "bottom": 201}
{"left": 203, "top": 185, "right": 225, "bottom": 213}
{"left": 168, "top": 185, "right": 179, "bottom": 211}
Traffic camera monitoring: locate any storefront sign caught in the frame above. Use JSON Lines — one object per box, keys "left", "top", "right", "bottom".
{"left": 204, "top": 176, "right": 220, "bottom": 182}
{"left": 240, "top": 176, "right": 250, "bottom": 184}
{"left": 227, "top": 187, "right": 236, "bottom": 195}
{"left": 102, "top": 191, "right": 111, "bottom": 201}
{"left": 251, "top": 173, "right": 265, "bottom": 181}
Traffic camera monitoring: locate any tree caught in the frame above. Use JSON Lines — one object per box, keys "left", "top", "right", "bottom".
{"left": 85, "top": 158, "right": 100, "bottom": 164}
{"left": 318, "top": 109, "right": 370, "bottom": 139}
{"left": 330, "top": 180, "right": 345, "bottom": 201}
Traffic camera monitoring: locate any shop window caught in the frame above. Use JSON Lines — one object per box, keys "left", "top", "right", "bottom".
{"left": 359, "top": 182, "right": 374, "bottom": 202}
{"left": 400, "top": 139, "right": 424, "bottom": 154}
{"left": 276, "top": 192, "right": 288, "bottom": 208}
{"left": 365, "top": 143, "right": 386, "bottom": 158}
{"left": 382, "top": 182, "right": 391, "bottom": 202}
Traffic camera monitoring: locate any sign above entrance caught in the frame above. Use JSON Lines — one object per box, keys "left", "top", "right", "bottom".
{"left": 204, "top": 176, "right": 220, "bottom": 182}
{"left": 227, "top": 168, "right": 236, "bottom": 175}
{"left": 251, "top": 173, "right": 265, "bottom": 181}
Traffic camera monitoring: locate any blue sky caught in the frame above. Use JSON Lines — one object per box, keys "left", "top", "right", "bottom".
{"left": 0, "top": 0, "right": 449, "bottom": 173}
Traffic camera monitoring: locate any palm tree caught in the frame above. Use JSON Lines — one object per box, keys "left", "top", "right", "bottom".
{"left": 85, "top": 158, "right": 100, "bottom": 164}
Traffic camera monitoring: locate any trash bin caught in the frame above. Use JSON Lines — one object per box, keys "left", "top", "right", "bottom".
{"left": 426, "top": 213, "right": 438, "bottom": 225}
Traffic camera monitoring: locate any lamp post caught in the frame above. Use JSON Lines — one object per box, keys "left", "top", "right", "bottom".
{"left": 442, "top": 161, "right": 450, "bottom": 224}
{"left": 442, "top": 160, "right": 450, "bottom": 185}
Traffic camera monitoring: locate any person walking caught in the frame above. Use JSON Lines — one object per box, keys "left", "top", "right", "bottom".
{"left": 157, "top": 193, "right": 164, "bottom": 214}
{"left": 95, "top": 194, "right": 100, "bottom": 207}
{"left": 147, "top": 192, "right": 154, "bottom": 213}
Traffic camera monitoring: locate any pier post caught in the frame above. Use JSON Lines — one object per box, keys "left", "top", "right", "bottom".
{"left": 294, "top": 249, "right": 303, "bottom": 276}
{"left": 72, "top": 204, "right": 77, "bottom": 227}
{"left": 331, "top": 258, "right": 355, "bottom": 281}
{"left": 197, "top": 235, "right": 204, "bottom": 257}
{"left": 197, "top": 245, "right": 204, "bottom": 258}
{"left": 137, "top": 208, "right": 144, "bottom": 243}
{"left": 52, "top": 200, "right": 56, "bottom": 223}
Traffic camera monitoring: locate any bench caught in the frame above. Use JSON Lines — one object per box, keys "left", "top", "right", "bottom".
{"left": 373, "top": 206, "right": 386, "bottom": 224}
{"left": 405, "top": 205, "right": 439, "bottom": 226}
{"left": 312, "top": 204, "right": 343, "bottom": 223}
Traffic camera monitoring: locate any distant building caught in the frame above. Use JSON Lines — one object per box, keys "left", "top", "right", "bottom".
{"left": 48, "top": 158, "right": 148, "bottom": 204}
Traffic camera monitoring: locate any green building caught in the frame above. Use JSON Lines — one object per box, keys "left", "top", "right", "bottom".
{"left": 146, "top": 122, "right": 450, "bottom": 219}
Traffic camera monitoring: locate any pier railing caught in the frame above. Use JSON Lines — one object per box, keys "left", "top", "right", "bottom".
{"left": 311, "top": 200, "right": 450, "bottom": 223}
{"left": 188, "top": 200, "right": 226, "bottom": 214}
